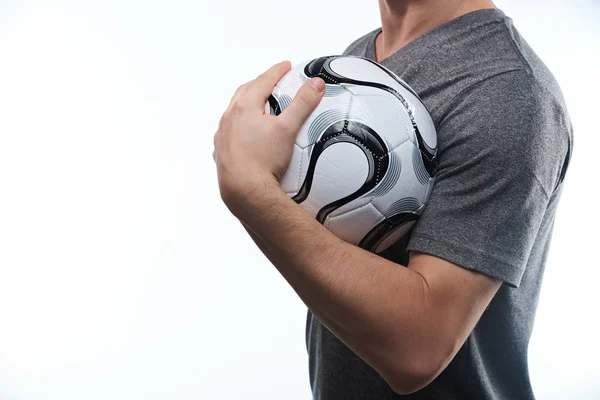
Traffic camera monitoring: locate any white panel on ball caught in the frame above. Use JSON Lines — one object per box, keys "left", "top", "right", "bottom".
{"left": 325, "top": 202, "right": 385, "bottom": 246}
{"left": 325, "top": 192, "right": 374, "bottom": 219}
{"left": 276, "top": 60, "right": 311, "bottom": 90}
{"left": 370, "top": 141, "right": 428, "bottom": 215}
{"left": 345, "top": 84, "right": 413, "bottom": 151}
{"left": 294, "top": 90, "right": 352, "bottom": 149}
{"left": 300, "top": 142, "right": 369, "bottom": 218}
{"left": 329, "top": 57, "right": 437, "bottom": 150}
{"left": 329, "top": 57, "right": 393, "bottom": 82}
{"left": 280, "top": 144, "right": 307, "bottom": 195}
{"left": 267, "top": 55, "right": 438, "bottom": 254}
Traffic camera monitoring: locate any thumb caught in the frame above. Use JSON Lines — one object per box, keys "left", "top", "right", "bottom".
{"left": 278, "top": 78, "right": 325, "bottom": 132}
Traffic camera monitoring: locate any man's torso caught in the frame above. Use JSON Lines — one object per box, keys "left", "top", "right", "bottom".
{"left": 307, "top": 8, "right": 572, "bottom": 400}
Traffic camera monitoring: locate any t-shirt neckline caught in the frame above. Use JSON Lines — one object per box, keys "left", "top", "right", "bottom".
{"left": 366, "top": 8, "right": 507, "bottom": 64}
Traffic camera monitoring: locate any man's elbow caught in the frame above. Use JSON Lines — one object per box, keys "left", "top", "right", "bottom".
{"left": 381, "top": 350, "right": 448, "bottom": 395}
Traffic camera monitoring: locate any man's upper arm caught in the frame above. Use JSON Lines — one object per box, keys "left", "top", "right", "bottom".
{"left": 395, "top": 70, "right": 569, "bottom": 387}
{"left": 407, "top": 70, "right": 568, "bottom": 288}
{"left": 406, "top": 251, "right": 501, "bottom": 382}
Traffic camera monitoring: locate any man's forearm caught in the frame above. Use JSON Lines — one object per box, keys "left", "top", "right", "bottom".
{"left": 226, "top": 177, "right": 435, "bottom": 388}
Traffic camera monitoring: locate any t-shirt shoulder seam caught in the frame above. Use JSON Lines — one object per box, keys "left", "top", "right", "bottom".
{"left": 501, "top": 19, "right": 535, "bottom": 75}
{"left": 497, "top": 25, "right": 573, "bottom": 194}
{"left": 439, "top": 67, "right": 569, "bottom": 198}
{"left": 501, "top": 18, "right": 567, "bottom": 108}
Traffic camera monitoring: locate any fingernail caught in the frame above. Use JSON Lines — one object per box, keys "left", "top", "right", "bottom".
{"left": 309, "top": 78, "right": 325, "bottom": 93}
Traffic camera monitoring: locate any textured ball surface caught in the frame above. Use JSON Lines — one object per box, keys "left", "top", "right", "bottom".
{"left": 266, "top": 56, "right": 438, "bottom": 253}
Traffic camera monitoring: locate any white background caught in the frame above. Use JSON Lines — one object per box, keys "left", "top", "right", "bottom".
{"left": 0, "top": 0, "right": 598, "bottom": 399}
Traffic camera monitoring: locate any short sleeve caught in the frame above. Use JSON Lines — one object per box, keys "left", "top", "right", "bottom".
{"left": 406, "top": 71, "right": 570, "bottom": 288}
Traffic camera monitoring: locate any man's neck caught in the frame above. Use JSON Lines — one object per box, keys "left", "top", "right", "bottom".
{"left": 376, "top": 0, "right": 497, "bottom": 62}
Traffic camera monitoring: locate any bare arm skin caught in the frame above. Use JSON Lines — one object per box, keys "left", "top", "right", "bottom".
{"left": 226, "top": 178, "right": 500, "bottom": 395}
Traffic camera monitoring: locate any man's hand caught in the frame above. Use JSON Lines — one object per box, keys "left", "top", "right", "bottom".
{"left": 213, "top": 61, "right": 325, "bottom": 213}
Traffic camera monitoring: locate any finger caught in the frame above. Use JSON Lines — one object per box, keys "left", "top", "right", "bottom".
{"left": 278, "top": 78, "right": 325, "bottom": 132}
{"left": 243, "top": 61, "right": 291, "bottom": 108}
{"left": 227, "top": 80, "right": 253, "bottom": 111}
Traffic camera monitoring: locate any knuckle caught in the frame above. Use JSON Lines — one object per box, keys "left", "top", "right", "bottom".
{"left": 293, "top": 92, "right": 313, "bottom": 110}
{"left": 234, "top": 82, "right": 249, "bottom": 96}
{"left": 298, "top": 92, "right": 312, "bottom": 106}
{"left": 302, "top": 85, "right": 320, "bottom": 102}
{"left": 230, "top": 101, "right": 245, "bottom": 114}
{"left": 242, "top": 80, "right": 253, "bottom": 90}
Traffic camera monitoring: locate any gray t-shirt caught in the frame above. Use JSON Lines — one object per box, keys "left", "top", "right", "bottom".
{"left": 306, "top": 9, "right": 573, "bottom": 399}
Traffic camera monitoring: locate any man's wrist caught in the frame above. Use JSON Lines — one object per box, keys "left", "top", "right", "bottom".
{"left": 219, "top": 172, "right": 281, "bottom": 220}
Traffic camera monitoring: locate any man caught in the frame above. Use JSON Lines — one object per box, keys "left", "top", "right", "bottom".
{"left": 213, "top": 0, "right": 572, "bottom": 398}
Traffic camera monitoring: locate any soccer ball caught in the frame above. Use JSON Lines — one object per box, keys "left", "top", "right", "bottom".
{"left": 265, "top": 56, "right": 438, "bottom": 254}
